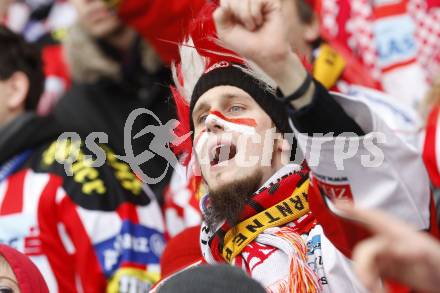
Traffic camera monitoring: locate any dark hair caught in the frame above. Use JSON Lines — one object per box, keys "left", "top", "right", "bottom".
{"left": 296, "top": 0, "right": 315, "bottom": 24}
{"left": 0, "top": 25, "right": 44, "bottom": 110}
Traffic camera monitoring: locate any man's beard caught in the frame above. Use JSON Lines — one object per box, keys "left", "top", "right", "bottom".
{"left": 204, "top": 170, "right": 263, "bottom": 230}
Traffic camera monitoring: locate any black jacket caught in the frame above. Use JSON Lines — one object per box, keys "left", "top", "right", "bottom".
{"left": 53, "top": 70, "right": 174, "bottom": 204}
{"left": 0, "top": 113, "right": 60, "bottom": 165}
{"left": 0, "top": 112, "right": 164, "bottom": 292}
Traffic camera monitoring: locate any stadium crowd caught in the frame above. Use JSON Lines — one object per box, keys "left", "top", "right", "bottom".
{"left": 0, "top": 0, "right": 440, "bottom": 292}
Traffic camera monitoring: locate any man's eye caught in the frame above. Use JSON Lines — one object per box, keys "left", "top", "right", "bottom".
{"left": 198, "top": 114, "right": 208, "bottom": 124}
{"left": 229, "top": 105, "right": 244, "bottom": 113}
{"left": 0, "top": 287, "right": 14, "bottom": 293}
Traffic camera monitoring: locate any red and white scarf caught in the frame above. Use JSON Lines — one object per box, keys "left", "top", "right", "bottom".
{"left": 318, "top": 0, "right": 440, "bottom": 107}
{"left": 200, "top": 164, "right": 322, "bottom": 292}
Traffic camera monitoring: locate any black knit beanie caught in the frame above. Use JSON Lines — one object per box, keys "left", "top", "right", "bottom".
{"left": 157, "top": 264, "right": 266, "bottom": 293}
{"left": 189, "top": 64, "right": 291, "bottom": 135}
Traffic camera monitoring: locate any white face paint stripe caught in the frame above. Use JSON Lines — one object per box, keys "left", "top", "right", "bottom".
{"left": 193, "top": 113, "right": 257, "bottom": 159}
{"left": 205, "top": 114, "right": 256, "bottom": 135}
{"left": 195, "top": 130, "right": 209, "bottom": 155}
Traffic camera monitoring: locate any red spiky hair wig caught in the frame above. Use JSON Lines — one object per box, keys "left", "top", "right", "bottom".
{"left": 171, "top": 2, "right": 279, "bottom": 166}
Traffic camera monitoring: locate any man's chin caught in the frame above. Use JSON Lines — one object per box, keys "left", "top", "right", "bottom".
{"left": 206, "top": 175, "right": 233, "bottom": 194}
{"left": 205, "top": 169, "right": 264, "bottom": 228}
{"left": 205, "top": 165, "right": 243, "bottom": 191}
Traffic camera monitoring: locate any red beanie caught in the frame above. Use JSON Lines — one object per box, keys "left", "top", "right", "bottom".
{"left": 160, "top": 226, "right": 203, "bottom": 279}
{"left": 0, "top": 244, "right": 49, "bottom": 293}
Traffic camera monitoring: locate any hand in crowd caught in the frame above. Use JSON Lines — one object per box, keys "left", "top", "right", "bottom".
{"left": 336, "top": 201, "right": 440, "bottom": 293}
{"left": 213, "top": 0, "right": 312, "bottom": 99}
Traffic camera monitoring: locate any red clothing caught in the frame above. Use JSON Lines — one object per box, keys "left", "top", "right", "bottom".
{"left": 117, "top": 0, "right": 206, "bottom": 64}
{"left": 0, "top": 115, "right": 165, "bottom": 292}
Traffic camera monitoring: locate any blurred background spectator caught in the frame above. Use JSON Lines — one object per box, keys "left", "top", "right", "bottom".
{"left": 1, "top": 0, "right": 75, "bottom": 115}
{"left": 53, "top": 0, "right": 173, "bottom": 200}
{"left": 0, "top": 25, "right": 165, "bottom": 292}
{"left": 1, "top": 0, "right": 440, "bottom": 292}
{"left": 314, "top": 0, "right": 440, "bottom": 108}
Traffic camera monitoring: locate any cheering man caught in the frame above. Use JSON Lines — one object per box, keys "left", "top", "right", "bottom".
{"left": 158, "top": 0, "right": 439, "bottom": 292}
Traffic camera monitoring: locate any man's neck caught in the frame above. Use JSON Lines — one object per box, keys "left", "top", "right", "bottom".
{"left": 259, "top": 164, "right": 302, "bottom": 190}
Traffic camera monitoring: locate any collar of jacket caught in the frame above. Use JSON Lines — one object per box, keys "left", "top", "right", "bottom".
{"left": 0, "top": 113, "right": 62, "bottom": 165}
{"left": 63, "top": 23, "right": 163, "bottom": 84}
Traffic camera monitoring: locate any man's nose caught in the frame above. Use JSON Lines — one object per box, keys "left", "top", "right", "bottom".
{"left": 206, "top": 114, "right": 224, "bottom": 134}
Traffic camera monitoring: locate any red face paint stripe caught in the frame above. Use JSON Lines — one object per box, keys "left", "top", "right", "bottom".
{"left": 210, "top": 111, "right": 257, "bottom": 127}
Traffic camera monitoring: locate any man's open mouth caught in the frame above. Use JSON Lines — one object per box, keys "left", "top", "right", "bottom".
{"left": 209, "top": 143, "right": 237, "bottom": 166}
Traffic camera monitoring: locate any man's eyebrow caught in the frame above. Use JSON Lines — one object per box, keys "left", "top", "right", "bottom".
{"left": 192, "top": 102, "right": 209, "bottom": 118}
{"left": 193, "top": 91, "right": 248, "bottom": 118}
{"left": 223, "top": 92, "right": 252, "bottom": 102}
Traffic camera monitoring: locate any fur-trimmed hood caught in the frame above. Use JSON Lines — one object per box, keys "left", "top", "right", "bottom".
{"left": 63, "top": 23, "right": 162, "bottom": 83}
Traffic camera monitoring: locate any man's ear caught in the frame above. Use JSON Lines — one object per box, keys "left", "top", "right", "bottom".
{"left": 275, "top": 136, "right": 292, "bottom": 165}
{"left": 6, "top": 72, "right": 29, "bottom": 111}
{"left": 304, "top": 15, "right": 320, "bottom": 43}
{"left": 277, "top": 137, "right": 292, "bottom": 153}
